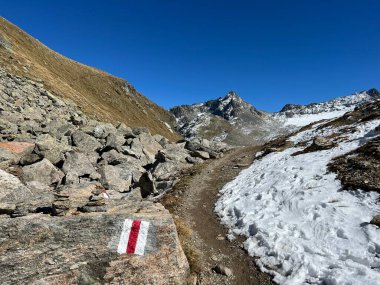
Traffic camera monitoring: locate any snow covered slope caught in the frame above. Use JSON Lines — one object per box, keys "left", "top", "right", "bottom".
{"left": 216, "top": 101, "right": 380, "bottom": 285}
{"left": 273, "top": 88, "right": 379, "bottom": 127}
{"left": 170, "top": 91, "right": 284, "bottom": 146}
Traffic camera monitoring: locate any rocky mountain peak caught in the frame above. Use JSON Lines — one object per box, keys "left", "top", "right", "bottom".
{"left": 219, "top": 91, "right": 244, "bottom": 105}
{"left": 366, "top": 88, "right": 380, "bottom": 98}
{"left": 224, "top": 91, "right": 239, "bottom": 99}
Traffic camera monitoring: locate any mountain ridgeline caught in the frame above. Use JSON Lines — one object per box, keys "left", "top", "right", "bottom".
{"left": 170, "top": 91, "right": 283, "bottom": 146}
{"left": 170, "top": 89, "right": 380, "bottom": 145}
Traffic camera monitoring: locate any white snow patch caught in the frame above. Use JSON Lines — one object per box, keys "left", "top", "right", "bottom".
{"left": 216, "top": 119, "right": 380, "bottom": 285}
{"left": 282, "top": 110, "right": 348, "bottom": 127}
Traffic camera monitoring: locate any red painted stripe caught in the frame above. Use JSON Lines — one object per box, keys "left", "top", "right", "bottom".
{"left": 126, "top": 220, "right": 141, "bottom": 254}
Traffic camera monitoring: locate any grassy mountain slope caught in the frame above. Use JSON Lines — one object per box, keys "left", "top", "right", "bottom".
{"left": 0, "top": 17, "right": 180, "bottom": 141}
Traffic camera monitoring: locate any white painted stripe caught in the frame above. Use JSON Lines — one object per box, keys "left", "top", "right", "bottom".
{"left": 117, "top": 219, "right": 133, "bottom": 254}
{"left": 134, "top": 221, "right": 150, "bottom": 256}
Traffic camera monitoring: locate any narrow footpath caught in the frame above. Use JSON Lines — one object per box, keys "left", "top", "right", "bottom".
{"left": 162, "top": 147, "right": 274, "bottom": 285}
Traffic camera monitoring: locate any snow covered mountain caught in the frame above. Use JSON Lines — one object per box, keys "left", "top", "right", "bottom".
{"left": 170, "top": 91, "right": 284, "bottom": 146}
{"left": 171, "top": 89, "right": 380, "bottom": 146}
{"left": 273, "top": 88, "right": 380, "bottom": 127}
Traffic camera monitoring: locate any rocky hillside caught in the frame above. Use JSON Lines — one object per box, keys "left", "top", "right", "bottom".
{"left": 272, "top": 88, "right": 380, "bottom": 127}
{"left": 170, "top": 91, "right": 284, "bottom": 146}
{"left": 0, "top": 17, "right": 180, "bottom": 141}
{"left": 0, "top": 67, "right": 227, "bottom": 284}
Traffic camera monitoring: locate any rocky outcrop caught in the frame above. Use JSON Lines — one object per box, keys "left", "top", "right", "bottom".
{"left": 329, "top": 132, "right": 380, "bottom": 192}
{"left": 0, "top": 68, "right": 226, "bottom": 283}
{"left": 0, "top": 203, "right": 189, "bottom": 285}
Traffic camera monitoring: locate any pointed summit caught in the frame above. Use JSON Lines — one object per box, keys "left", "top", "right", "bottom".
{"left": 223, "top": 91, "right": 242, "bottom": 101}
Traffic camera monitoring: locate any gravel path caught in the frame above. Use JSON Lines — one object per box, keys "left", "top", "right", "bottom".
{"left": 162, "top": 146, "right": 274, "bottom": 285}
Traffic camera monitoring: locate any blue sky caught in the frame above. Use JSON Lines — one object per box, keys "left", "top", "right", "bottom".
{"left": 1, "top": 1, "right": 379, "bottom": 111}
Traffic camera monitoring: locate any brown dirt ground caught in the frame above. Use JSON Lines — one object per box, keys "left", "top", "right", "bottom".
{"left": 162, "top": 147, "right": 275, "bottom": 285}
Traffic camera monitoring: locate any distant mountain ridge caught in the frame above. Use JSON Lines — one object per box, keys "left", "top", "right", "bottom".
{"left": 171, "top": 89, "right": 379, "bottom": 145}
{"left": 273, "top": 88, "right": 380, "bottom": 127}
{"left": 170, "top": 91, "right": 283, "bottom": 146}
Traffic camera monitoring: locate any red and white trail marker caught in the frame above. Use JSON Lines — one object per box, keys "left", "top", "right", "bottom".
{"left": 117, "top": 219, "right": 150, "bottom": 256}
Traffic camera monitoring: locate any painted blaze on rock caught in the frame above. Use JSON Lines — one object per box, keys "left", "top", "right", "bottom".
{"left": 117, "top": 219, "right": 150, "bottom": 256}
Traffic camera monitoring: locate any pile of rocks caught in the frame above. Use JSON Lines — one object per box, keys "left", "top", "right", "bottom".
{"left": 0, "top": 67, "right": 225, "bottom": 217}
{"left": 0, "top": 67, "right": 225, "bottom": 283}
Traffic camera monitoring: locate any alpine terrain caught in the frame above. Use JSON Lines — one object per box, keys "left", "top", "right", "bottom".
{"left": 0, "top": 15, "right": 379, "bottom": 285}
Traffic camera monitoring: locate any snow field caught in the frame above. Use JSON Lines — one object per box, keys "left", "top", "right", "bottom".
{"left": 215, "top": 119, "right": 380, "bottom": 285}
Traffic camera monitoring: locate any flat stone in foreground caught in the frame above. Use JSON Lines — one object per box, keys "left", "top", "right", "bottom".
{"left": 0, "top": 203, "right": 189, "bottom": 285}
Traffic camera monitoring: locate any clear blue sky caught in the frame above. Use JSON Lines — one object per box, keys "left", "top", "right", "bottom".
{"left": 1, "top": 0, "right": 379, "bottom": 111}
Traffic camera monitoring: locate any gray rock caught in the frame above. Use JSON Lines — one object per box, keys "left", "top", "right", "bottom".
{"left": 101, "top": 149, "right": 131, "bottom": 165}
{"left": 312, "top": 136, "right": 336, "bottom": 150}
{"left": 116, "top": 123, "right": 135, "bottom": 138}
{"left": 0, "top": 204, "right": 189, "bottom": 285}
{"left": 62, "top": 151, "right": 97, "bottom": 177}
{"left": 19, "top": 153, "right": 42, "bottom": 166}
{"left": 0, "top": 169, "right": 33, "bottom": 203}
{"left": 22, "top": 159, "right": 64, "bottom": 187}
{"left": 99, "top": 165, "right": 133, "bottom": 192}
{"left": 105, "top": 133, "right": 125, "bottom": 150}
{"left": 153, "top": 134, "right": 170, "bottom": 147}
{"left": 191, "top": 150, "right": 210, "bottom": 160}
{"left": 133, "top": 127, "right": 150, "bottom": 136}
{"left": 213, "top": 264, "right": 233, "bottom": 277}
{"left": 156, "top": 143, "right": 190, "bottom": 164}
{"left": 35, "top": 134, "right": 71, "bottom": 165}
{"left": 186, "top": 156, "right": 204, "bottom": 164}
{"left": 93, "top": 123, "right": 117, "bottom": 139}
{"left": 61, "top": 152, "right": 99, "bottom": 185}
{"left": 0, "top": 141, "right": 35, "bottom": 166}
{"left": 139, "top": 172, "right": 158, "bottom": 198}
{"left": 71, "top": 131, "right": 102, "bottom": 152}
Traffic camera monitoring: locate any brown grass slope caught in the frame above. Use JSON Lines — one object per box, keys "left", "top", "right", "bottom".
{"left": 0, "top": 17, "right": 180, "bottom": 141}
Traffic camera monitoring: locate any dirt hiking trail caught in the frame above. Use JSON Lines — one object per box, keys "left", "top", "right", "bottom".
{"left": 162, "top": 147, "right": 274, "bottom": 285}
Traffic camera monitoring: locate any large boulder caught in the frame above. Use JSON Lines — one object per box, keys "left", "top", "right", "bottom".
{"left": 0, "top": 141, "right": 35, "bottom": 167}
{"left": 156, "top": 143, "right": 190, "bottom": 164}
{"left": 0, "top": 204, "right": 189, "bottom": 284}
{"left": 93, "top": 123, "right": 117, "bottom": 139}
{"left": 99, "top": 165, "right": 133, "bottom": 192}
{"left": 62, "top": 152, "right": 99, "bottom": 184}
{"left": 128, "top": 132, "right": 163, "bottom": 164}
{"left": 0, "top": 168, "right": 33, "bottom": 204}
{"left": 35, "top": 134, "right": 71, "bottom": 165}
{"left": 22, "top": 159, "right": 64, "bottom": 187}
{"left": 71, "top": 131, "right": 102, "bottom": 153}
